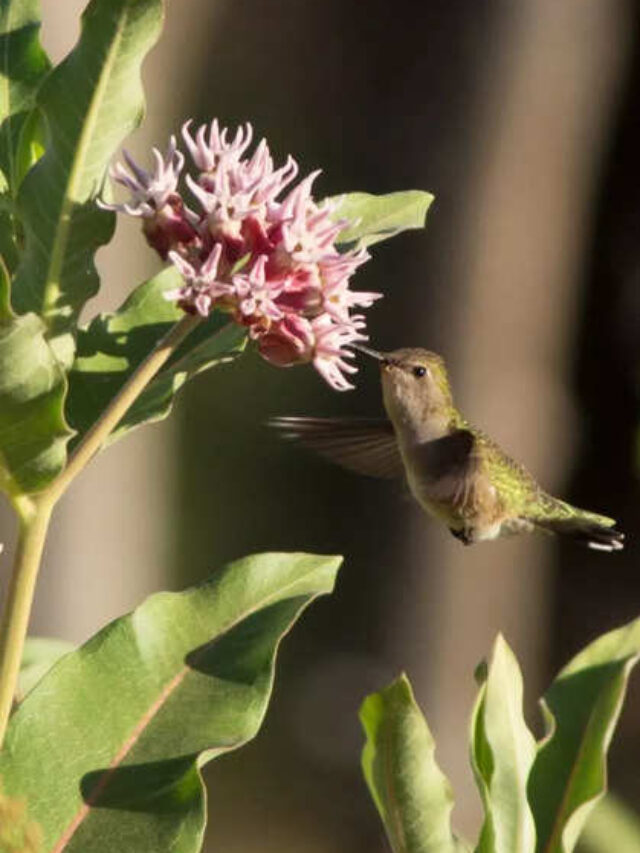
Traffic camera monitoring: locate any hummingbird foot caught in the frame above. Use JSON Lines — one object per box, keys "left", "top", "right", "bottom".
{"left": 449, "top": 527, "right": 473, "bottom": 546}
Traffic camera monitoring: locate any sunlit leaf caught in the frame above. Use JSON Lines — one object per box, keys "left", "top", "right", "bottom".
{"left": 528, "top": 618, "right": 640, "bottom": 853}
{"left": 581, "top": 794, "right": 640, "bottom": 853}
{"left": 470, "top": 635, "right": 536, "bottom": 853}
{"left": 12, "top": 0, "right": 164, "bottom": 367}
{"left": 331, "top": 190, "right": 434, "bottom": 250}
{"left": 66, "top": 267, "right": 247, "bottom": 447}
{"left": 360, "top": 673, "right": 469, "bottom": 853}
{"left": 0, "top": 0, "right": 50, "bottom": 291}
{"left": 0, "top": 0, "right": 50, "bottom": 195}
{"left": 0, "top": 311, "right": 71, "bottom": 496}
{"left": 0, "top": 552, "right": 342, "bottom": 851}
{"left": 17, "top": 636, "right": 74, "bottom": 701}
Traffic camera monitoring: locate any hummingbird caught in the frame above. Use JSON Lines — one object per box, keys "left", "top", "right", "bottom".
{"left": 271, "top": 345, "right": 624, "bottom": 551}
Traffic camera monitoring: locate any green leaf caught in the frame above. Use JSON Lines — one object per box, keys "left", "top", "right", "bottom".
{"left": 0, "top": 551, "right": 342, "bottom": 851}
{"left": 528, "top": 618, "right": 640, "bottom": 853}
{"left": 0, "top": 777, "right": 43, "bottom": 852}
{"left": 470, "top": 635, "right": 536, "bottom": 853}
{"left": 66, "top": 267, "right": 247, "bottom": 447}
{"left": 581, "top": 795, "right": 640, "bottom": 853}
{"left": 12, "top": 0, "right": 165, "bottom": 368}
{"left": 360, "top": 673, "right": 467, "bottom": 853}
{"left": 0, "top": 206, "right": 20, "bottom": 281}
{"left": 0, "top": 0, "right": 51, "bottom": 196}
{"left": 17, "top": 636, "right": 75, "bottom": 701}
{"left": 12, "top": 102, "right": 46, "bottom": 190}
{"left": 331, "top": 190, "right": 434, "bottom": 250}
{"left": 0, "top": 311, "right": 71, "bottom": 495}
{"left": 0, "top": 251, "right": 11, "bottom": 319}
{"left": 0, "top": 0, "right": 50, "bottom": 294}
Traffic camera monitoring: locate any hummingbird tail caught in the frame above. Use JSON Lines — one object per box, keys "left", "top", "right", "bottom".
{"left": 533, "top": 516, "right": 624, "bottom": 552}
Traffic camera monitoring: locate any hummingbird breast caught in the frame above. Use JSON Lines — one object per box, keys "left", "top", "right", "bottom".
{"left": 398, "top": 431, "right": 509, "bottom": 541}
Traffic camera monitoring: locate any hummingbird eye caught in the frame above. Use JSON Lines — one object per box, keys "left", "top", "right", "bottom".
{"left": 412, "top": 365, "right": 427, "bottom": 378}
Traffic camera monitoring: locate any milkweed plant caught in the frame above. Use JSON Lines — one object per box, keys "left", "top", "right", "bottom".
{"left": 0, "top": 1, "right": 637, "bottom": 851}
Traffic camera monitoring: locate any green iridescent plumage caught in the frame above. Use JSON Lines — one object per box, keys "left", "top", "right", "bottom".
{"left": 470, "top": 426, "right": 616, "bottom": 532}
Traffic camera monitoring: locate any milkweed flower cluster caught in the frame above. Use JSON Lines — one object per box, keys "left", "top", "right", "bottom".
{"left": 102, "top": 120, "right": 381, "bottom": 390}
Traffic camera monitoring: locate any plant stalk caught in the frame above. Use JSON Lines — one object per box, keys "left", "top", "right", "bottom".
{"left": 0, "top": 496, "right": 52, "bottom": 745}
{"left": 46, "top": 311, "right": 201, "bottom": 504}
{"left": 0, "top": 312, "right": 201, "bottom": 748}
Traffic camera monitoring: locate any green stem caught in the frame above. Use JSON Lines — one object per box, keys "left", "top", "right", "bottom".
{"left": 0, "top": 496, "right": 52, "bottom": 745}
{"left": 0, "top": 311, "right": 201, "bottom": 748}
{"left": 45, "top": 311, "right": 201, "bottom": 505}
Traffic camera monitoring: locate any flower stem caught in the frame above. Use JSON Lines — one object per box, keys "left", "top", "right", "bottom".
{"left": 45, "top": 311, "right": 201, "bottom": 505}
{"left": 0, "top": 311, "right": 201, "bottom": 749}
{"left": 0, "top": 496, "right": 52, "bottom": 745}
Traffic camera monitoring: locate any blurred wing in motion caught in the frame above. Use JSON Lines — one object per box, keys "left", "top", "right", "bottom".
{"left": 270, "top": 416, "right": 404, "bottom": 479}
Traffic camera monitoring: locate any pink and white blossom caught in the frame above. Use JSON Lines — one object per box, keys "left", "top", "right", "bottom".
{"left": 104, "top": 119, "right": 381, "bottom": 390}
{"left": 99, "top": 137, "right": 197, "bottom": 258}
{"left": 164, "top": 243, "right": 232, "bottom": 317}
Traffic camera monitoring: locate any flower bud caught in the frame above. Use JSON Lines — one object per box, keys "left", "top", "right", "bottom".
{"left": 258, "top": 315, "right": 315, "bottom": 366}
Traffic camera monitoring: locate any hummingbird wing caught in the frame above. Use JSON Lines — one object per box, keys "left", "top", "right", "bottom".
{"left": 269, "top": 416, "right": 404, "bottom": 479}
{"left": 412, "top": 429, "right": 494, "bottom": 516}
{"left": 416, "top": 429, "right": 476, "bottom": 482}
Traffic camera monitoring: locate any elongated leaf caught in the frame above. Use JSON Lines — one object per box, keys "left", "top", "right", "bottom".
{"left": 360, "top": 673, "right": 468, "bottom": 853}
{"left": 0, "top": 551, "right": 342, "bottom": 851}
{"left": 0, "top": 778, "right": 43, "bottom": 852}
{"left": 12, "top": 102, "right": 46, "bottom": 192}
{"left": 66, "top": 268, "right": 247, "bottom": 447}
{"left": 0, "top": 0, "right": 50, "bottom": 292}
{"left": 12, "top": 0, "right": 164, "bottom": 368}
{"left": 331, "top": 190, "right": 434, "bottom": 250}
{"left": 470, "top": 635, "right": 536, "bottom": 853}
{"left": 0, "top": 250, "right": 10, "bottom": 318}
{"left": 0, "top": 311, "right": 71, "bottom": 495}
{"left": 528, "top": 618, "right": 640, "bottom": 853}
{"left": 581, "top": 795, "right": 640, "bottom": 853}
{"left": 17, "top": 636, "right": 75, "bottom": 701}
{"left": 0, "top": 205, "right": 20, "bottom": 281}
{"left": 0, "top": 0, "right": 51, "bottom": 195}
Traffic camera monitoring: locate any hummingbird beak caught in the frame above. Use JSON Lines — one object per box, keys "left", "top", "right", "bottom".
{"left": 352, "top": 343, "right": 388, "bottom": 363}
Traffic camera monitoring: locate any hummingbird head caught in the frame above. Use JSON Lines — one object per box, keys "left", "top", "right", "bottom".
{"left": 354, "top": 345, "right": 455, "bottom": 439}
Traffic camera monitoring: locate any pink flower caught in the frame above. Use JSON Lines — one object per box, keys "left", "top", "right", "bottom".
{"left": 181, "top": 119, "right": 254, "bottom": 173}
{"left": 258, "top": 314, "right": 315, "bottom": 367}
{"left": 232, "top": 255, "right": 283, "bottom": 326}
{"left": 312, "top": 314, "right": 365, "bottom": 391}
{"left": 165, "top": 243, "right": 231, "bottom": 317}
{"left": 99, "top": 138, "right": 196, "bottom": 258}
{"left": 105, "top": 119, "right": 381, "bottom": 390}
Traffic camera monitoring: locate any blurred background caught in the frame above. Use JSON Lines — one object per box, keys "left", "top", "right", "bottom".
{"left": 16, "top": 0, "right": 640, "bottom": 849}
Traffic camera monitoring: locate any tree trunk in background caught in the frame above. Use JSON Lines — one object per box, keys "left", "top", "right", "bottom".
{"left": 399, "top": 0, "right": 633, "bottom": 833}
{"left": 561, "top": 3, "right": 640, "bottom": 810}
